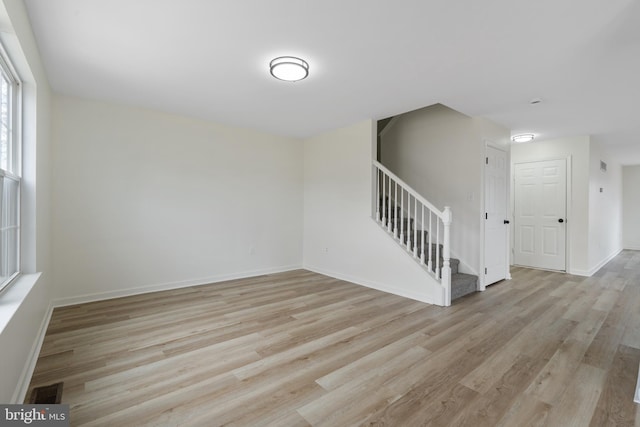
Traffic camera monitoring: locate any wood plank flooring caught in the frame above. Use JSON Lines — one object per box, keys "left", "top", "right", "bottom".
{"left": 27, "top": 251, "right": 640, "bottom": 426}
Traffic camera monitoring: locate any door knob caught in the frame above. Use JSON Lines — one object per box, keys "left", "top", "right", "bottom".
{"left": 558, "top": 218, "right": 564, "bottom": 223}
{"left": 504, "top": 220, "right": 510, "bottom": 224}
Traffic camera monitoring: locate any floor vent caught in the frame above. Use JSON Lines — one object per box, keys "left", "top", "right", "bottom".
{"left": 29, "top": 382, "right": 63, "bottom": 404}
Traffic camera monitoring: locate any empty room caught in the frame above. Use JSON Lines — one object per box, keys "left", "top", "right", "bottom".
{"left": 1, "top": 0, "right": 639, "bottom": 425}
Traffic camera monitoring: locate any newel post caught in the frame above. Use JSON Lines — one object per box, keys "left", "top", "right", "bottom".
{"left": 442, "top": 206, "right": 452, "bottom": 306}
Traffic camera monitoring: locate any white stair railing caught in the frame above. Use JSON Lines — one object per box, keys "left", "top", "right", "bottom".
{"left": 373, "top": 161, "right": 452, "bottom": 306}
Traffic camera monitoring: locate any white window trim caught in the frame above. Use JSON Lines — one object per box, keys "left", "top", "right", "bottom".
{"left": 0, "top": 40, "right": 22, "bottom": 294}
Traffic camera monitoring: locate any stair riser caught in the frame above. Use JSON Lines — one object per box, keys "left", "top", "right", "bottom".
{"left": 451, "top": 275, "right": 477, "bottom": 300}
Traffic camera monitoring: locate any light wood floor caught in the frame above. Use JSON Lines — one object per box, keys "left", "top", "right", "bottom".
{"left": 28, "top": 251, "right": 640, "bottom": 426}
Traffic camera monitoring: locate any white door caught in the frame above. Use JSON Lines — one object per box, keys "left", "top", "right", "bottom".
{"left": 484, "top": 146, "right": 508, "bottom": 285}
{"left": 514, "top": 159, "right": 567, "bottom": 271}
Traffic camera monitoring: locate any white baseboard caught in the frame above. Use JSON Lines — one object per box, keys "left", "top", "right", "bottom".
{"left": 570, "top": 248, "right": 623, "bottom": 277}
{"left": 303, "top": 264, "right": 443, "bottom": 306}
{"left": 624, "top": 245, "right": 640, "bottom": 251}
{"left": 52, "top": 265, "right": 303, "bottom": 308}
{"left": 569, "top": 268, "right": 592, "bottom": 277}
{"left": 11, "top": 301, "right": 54, "bottom": 404}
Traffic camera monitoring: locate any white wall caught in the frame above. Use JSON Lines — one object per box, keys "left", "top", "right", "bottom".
{"left": 303, "top": 120, "right": 444, "bottom": 305}
{"left": 379, "top": 104, "right": 510, "bottom": 275}
{"left": 623, "top": 165, "right": 640, "bottom": 250}
{"left": 52, "top": 96, "right": 303, "bottom": 303}
{"left": 588, "top": 140, "right": 623, "bottom": 270}
{"left": 0, "top": 0, "right": 53, "bottom": 403}
{"left": 511, "top": 135, "right": 591, "bottom": 275}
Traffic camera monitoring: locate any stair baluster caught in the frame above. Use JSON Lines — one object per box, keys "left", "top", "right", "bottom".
{"left": 406, "top": 195, "right": 412, "bottom": 251}
{"left": 442, "top": 207, "right": 452, "bottom": 305}
{"left": 394, "top": 182, "right": 399, "bottom": 239}
{"left": 436, "top": 219, "right": 441, "bottom": 278}
{"left": 427, "top": 211, "right": 433, "bottom": 271}
{"left": 420, "top": 205, "right": 425, "bottom": 265}
{"left": 386, "top": 175, "right": 392, "bottom": 232}
{"left": 400, "top": 188, "right": 404, "bottom": 242}
{"left": 413, "top": 200, "right": 418, "bottom": 258}
{"left": 381, "top": 170, "right": 386, "bottom": 225}
{"left": 376, "top": 168, "right": 380, "bottom": 222}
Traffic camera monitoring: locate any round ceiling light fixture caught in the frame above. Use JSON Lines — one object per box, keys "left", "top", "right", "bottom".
{"left": 511, "top": 134, "right": 535, "bottom": 143}
{"left": 270, "top": 56, "right": 309, "bottom": 82}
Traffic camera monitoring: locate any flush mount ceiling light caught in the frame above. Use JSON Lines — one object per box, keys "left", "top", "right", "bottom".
{"left": 511, "top": 134, "right": 535, "bottom": 143}
{"left": 270, "top": 56, "right": 309, "bottom": 82}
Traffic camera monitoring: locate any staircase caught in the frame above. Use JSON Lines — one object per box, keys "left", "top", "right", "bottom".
{"left": 373, "top": 161, "right": 477, "bottom": 305}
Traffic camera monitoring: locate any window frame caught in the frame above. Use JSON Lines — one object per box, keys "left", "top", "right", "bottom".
{"left": 0, "top": 42, "right": 22, "bottom": 293}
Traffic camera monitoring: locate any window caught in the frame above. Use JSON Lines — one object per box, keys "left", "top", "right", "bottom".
{"left": 0, "top": 47, "right": 20, "bottom": 292}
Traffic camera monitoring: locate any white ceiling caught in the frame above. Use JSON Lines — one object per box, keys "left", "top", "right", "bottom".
{"left": 23, "top": 0, "right": 640, "bottom": 164}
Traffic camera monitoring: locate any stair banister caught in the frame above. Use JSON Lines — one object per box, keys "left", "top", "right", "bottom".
{"left": 372, "top": 160, "right": 453, "bottom": 306}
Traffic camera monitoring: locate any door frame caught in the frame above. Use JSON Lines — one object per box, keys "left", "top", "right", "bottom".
{"left": 479, "top": 141, "right": 511, "bottom": 291}
{"left": 511, "top": 156, "right": 572, "bottom": 273}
